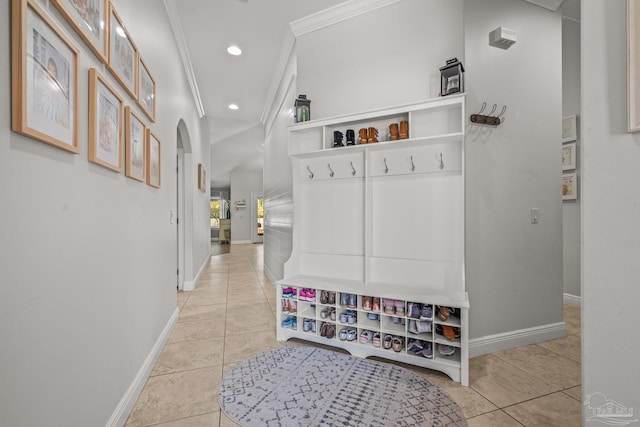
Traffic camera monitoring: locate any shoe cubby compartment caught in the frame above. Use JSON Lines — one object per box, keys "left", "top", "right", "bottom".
{"left": 281, "top": 95, "right": 468, "bottom": 385}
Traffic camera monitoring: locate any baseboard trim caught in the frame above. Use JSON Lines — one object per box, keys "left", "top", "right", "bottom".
{"left": 183, "top": 254, "right": 210, "bottom": 291}
{"left": 106, "top": 307, "right": 179, "bottom": 427}
{"left": 469, "top": 322, "right": 566, "bottom": 358}
{"left": 231, "top": 240, "right": 252, "bottom": 245}
{"left": 563, "top": 293, "right": 581, "bottom": 307}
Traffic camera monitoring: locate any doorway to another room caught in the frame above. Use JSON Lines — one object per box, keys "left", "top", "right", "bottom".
{"left": 251, "top": 192, "right": 264, "bottom": 244}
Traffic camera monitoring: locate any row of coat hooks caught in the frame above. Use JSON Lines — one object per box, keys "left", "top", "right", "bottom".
{"left": 305, "top": 154, "right": 445, "bottom": 179}
{"left": 470, "top": 102, "right": 507, "bottom": 126}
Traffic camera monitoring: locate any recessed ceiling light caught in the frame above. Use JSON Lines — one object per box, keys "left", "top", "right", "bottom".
{"left": 228, "top": 103, "right": 239, "bottom": 110}
{"left": 227, "top": 45, "right": 242, "bottom": 56}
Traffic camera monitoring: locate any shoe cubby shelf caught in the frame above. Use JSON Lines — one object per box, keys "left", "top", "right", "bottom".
{"left": 276, "top": 285, "right": 469, "bottom": 385}
{"left": 281, "top": 95, "right": 468, "bottom": 386}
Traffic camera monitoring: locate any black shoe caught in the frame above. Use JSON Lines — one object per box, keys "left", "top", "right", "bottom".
{"left": 345, "top": 129, "right": 355, "bottom": 146}
{"left": 333, "top": 131, "right": 344, "bottom": 147}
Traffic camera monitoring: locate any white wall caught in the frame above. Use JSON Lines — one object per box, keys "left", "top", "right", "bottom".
{"left": 582, "top": 0, "right": 640, "bottom": 415}
{"left": 230, "top": 169, "right": 264, "bottom": 243}
{"left": 296, "top": 0, "right": 463, "bottom": 120}
{"left": 0, "top": 0, "right": 209, "bottom": 424}
{"left": 464, "top": 0, "right": 564, "bottom": 345}
{"left": 562, "top": 18, "right": 581, "bottom": 299}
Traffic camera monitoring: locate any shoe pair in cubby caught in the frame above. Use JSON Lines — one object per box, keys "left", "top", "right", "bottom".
{"left": 361, "top": 296, "right": 381, "bottom": 311}
{"left": 282, "top": 299, "right": 297, "bottom": 314}
{"left": 382, "top": 299, "right": 406, "bottom": 315}
{"left": 407, "top": 302, "right": 433, "bottom": 320}
{"left": 319, "top": 290, "right": 336, "bottom": 305}
{"left": 408, "top": 339, "right": 433, "bottom": 359}
{"left": 339, "top": 293, "right": 357, "bottom": 308}
{"left": 382, "top": 334, "right": 405, "bottom": 352}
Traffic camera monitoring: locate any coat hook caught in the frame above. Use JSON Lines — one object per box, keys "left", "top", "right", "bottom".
{"left": 327, "top": 163, "right": 334, "bottom": 177}
{"left": 470, "top": 102, "right": 486, "bottom": 123}
{"left": 383, "top": 158, "right": 389, "bottom": 174}
{"left": 439, "top": 153, "right": 444, "bottom": 170}
{"left": 410, "top": 155, "right": 415, "bottom": 172}
{"left": 350, "top": 161, "right": 356, "bottom": 176}
{"left": 307, "top": 165, "right": 314, "bottom": 179}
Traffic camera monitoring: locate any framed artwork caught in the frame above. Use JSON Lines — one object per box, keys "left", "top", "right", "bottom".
{"left": 629, "top": 0, "right": 640, "bottom": 132}
{"left": 198, "top": 163, "right": 206, "bottom": 192}
{"left": 11, "top": 0, "right": 79, "bottom": 153}
{"left": 51, "top": 0, "right": 108, "bottom": 63}
{"left": 108, "top": 3, "right": 137, "bottom": 98}
{"left": 137, "top": 55, "right": 156, "bottom": 122}
{"left": 562, "top": 142, "right": 577, "bottom": 171}
{"left": 562, "top": 115, "right": 577, "bottom": 142}
{"left": 146, "top": 130, "right": 161, "bottom": 188}
{"left": 562, "top": 172, "right": 578, "bottom": 201}
{"left": 88, "top": 68, "right": 123, "bottom": 172}
{"left": 125, "top": 106, "right": 146, "bottom": 181}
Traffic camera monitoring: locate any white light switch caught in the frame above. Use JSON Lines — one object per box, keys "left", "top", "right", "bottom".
{"left": 531, "top": 208, "right": 539, "bottom": 224}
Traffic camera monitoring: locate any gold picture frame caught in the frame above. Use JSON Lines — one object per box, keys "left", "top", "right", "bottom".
{"left": 629, "top": 0, "right": 640, "bottom": 131}
{"left": 108, "top": 3, "right": 137, "bottom": 99}
{"left": 198, "top": 163, "right": 207, "bottom": 192}
{"left": 125, "top": 106, "right": 146, "bottom": 181}
{"left": 11, "top": 0, "right": 80, "bottom": 153}
{"left": 88, "top": 68, "right": 123, "bottom": 172}
{"left": 137, "top": 55, "right": 156, "bottom": 122}
{"left": 51, "top": 0, "right": 108, "bottom": 63}
{"left": 146, "top": 129, "right": 161, "bottom": 188}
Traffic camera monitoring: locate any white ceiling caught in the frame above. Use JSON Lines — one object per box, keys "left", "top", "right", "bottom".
{"left": 170, "top": 0, "right": 579, "bottom": 188}
{"left": 171, "top": 0, "right": 349, "bottom": 188}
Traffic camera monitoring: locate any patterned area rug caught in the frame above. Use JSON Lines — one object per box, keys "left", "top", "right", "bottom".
{"left": 218, "top": 346, "right": 467, "bottom": 426}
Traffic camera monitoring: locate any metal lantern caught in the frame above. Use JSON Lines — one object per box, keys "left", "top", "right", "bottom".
{"left": 294, "top": 94, "right": 311, "bottom": 123}
{"left": 439, "top": 58, "right": 464, "bottom": 96}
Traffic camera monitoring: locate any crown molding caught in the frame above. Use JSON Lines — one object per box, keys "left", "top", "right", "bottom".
{"left": 260, "top": 29, "right": 296, "bottom": 125}
{"left": 522, "top": 0, "right": 564, "bottom": 12}
{"left": 163, "top": 0, "right": 205, "bottom": 118}
{"left": 290, "top": 0, "right": 402, "bottom": 37}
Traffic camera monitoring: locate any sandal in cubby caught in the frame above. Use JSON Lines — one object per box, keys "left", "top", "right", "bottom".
{"left": 442, "top": 325, "right": 455, "bottom": 340}
{"left": 392, "top": 337, "right": 404, "bottom": 352}
{"left": 372, "top": 297, "right": 381, "bottom": 312}
{"left": 346, "top": 328, "right": 357, "bottom": 341}
{"left": 362, "top": 296, "right": 372, "bottom": 311}
{"left": 383, "top": 335, "right": 393, "bottom": 349}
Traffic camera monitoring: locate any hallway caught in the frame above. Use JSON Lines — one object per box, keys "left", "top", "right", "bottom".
{"left": 125, "top": 244, "right": 582, "bottom": 426}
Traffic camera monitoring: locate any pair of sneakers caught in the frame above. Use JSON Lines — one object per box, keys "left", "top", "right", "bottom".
{"left": 339, "top": 328, "right": 357, "bottom": 341}
{"left": 407, "top": 303, "right": 433, "bottom": 320}
{"left": 408, "top": 319, "right": 432, "bottom": 334}
{"left": 408, "top": 339, "right": 433, "bottom": 358}
{"left": 299, "top": 288, "right": 316, "bottom": 302}
{"left": 303, "top": 318, "right": 316, "bottom": 332}
{"left": 282, "top": 287, "right": 297, "bottom": 298}
{"left": 281, "top": 316, "right": 297, "bottom": 330}
{"left": 339, "top": 293, "right": 357, "bottom": 308}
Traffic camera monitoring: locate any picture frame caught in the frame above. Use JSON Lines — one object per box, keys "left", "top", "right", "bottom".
{"left": 108, "top": 3, "right": 137, "bottom": 99}
{"left": 629, "top": 0, "right": 640, "bottom": 132}
{"left": 562, "top": 115, "right": 577, "bottom": 143}
{"left": 198, "top": 163, "right": 206, "bottom": 192}
{"left": 125, "top": 106, "right": 146, "bottom": 181}
{"left": 562, "top": 142, "right": 577, "bottom": 171}
{"left": 88, "top": 68, "right": 123, "bottom": 172}
{"left": 11, "top": 0, "right": 80, "bottom": 153}
{"left": 562, "top": 172, "right": 578, "bottom": 201}
{"left": 137, "top": 55, "right": 156, "bottom": 122}
{"left": 51, "top": 0, "right": 108, "bottom": 63}
{"left": 146, "top": 129, "right": 161, "bottom": 188}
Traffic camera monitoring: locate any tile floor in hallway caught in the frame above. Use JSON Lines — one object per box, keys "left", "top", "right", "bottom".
{"left": 125, "top": 244, "right": 582, "bottom": 427}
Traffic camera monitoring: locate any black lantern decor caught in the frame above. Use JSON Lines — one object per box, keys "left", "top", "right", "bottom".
{"left": 439, "top": 58, "right": 464, "bottom": 96}
{"left": 294, "top": 94, "right": 311, "bottom": 123}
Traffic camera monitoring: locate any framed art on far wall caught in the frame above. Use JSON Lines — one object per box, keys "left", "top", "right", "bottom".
{"left": 125, "top": 106, "right": 146, "bottom": 181}
{"left": 562, "top": 115, "right": 577, "bottom": 142}
{"left": 146, "top": 129, "right": 161, "bottom": 188}
{"left": 11, "top": 0, "right": 80, "bottom": 153}
{"left": 562, "top": 142, "right": 577, "bottom": 171}
{"left": 198, "top": 163, "right": 206, "bottom": 192}
{"left": 88, "top": 68, "right": 123, "bottom": 172}
{"left": 562, "top": 172, "right": 578, "bottom": 201}
{"left": 51, "top": 0, "right": 108, "bottom": 63}
{"left": 628, "top": 0, "right": 640, "bottom": 132}
{"left": 137, "top": 55, "right": 156, "bottom": 122}
{"left": 108, "top": 3, "right": 137, "bottom": 99}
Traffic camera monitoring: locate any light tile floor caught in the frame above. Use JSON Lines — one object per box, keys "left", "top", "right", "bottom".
{"left": 125, "top": 244, "right": 582, "bottom": 427}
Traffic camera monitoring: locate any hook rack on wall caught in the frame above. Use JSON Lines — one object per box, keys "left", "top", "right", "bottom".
{"left": 470, "top": 102, "right": 506, "bottom": 126}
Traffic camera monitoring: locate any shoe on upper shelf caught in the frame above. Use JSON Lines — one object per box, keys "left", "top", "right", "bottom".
{"left": 420, "top": 305, "right": 433, "bottom": 320}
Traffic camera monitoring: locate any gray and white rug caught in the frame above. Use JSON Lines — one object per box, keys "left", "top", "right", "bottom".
{"left": 218, "top": 346, "right": 466, "bottom": 426}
